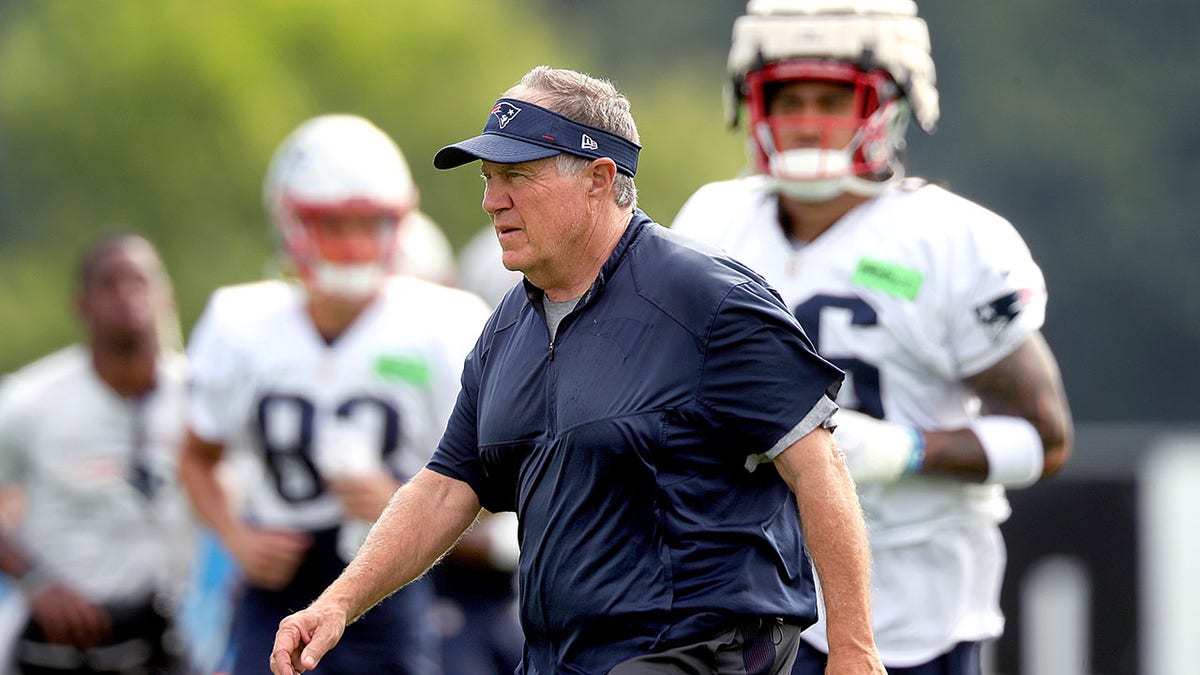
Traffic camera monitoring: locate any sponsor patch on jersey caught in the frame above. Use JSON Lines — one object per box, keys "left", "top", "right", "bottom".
{"left": 975, "top": 289, "right": 1030, "bottom": 337}
{"left": 850, "top": 258, "right": 924, "bottom": 300}
{"left": 374, "top": 354, "right": 431, "bottom": 387}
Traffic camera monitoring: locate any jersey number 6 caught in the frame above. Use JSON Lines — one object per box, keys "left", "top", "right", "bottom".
{"left": 793, "top": 294, "right": 885, "bottom": 419}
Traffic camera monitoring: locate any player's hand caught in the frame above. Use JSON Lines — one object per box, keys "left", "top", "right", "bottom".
{"left": 325, "top": 471, "right": 400, "bottom": 521}
{"left": 228, "top": 527, "right": 312, "bottom": 591}
{"left": 270, "top": 601, "right": 348, "bottom": 675}
{"left": 832, "top": 409, "right": 924, "bottom": 484}
{"left": 28, "top": 582, "right": 112, "bottom": 649}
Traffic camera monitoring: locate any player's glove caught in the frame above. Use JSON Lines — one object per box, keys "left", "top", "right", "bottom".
{"left": 832, "top": 409, "right": 925, "bottom": 484}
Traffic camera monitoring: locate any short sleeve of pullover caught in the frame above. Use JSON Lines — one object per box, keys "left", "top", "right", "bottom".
{"left": 426, "top": 334, "right": 502, "bottom": 509}
{"left": 698, "top": 281, "right": 844, "bottom": 459}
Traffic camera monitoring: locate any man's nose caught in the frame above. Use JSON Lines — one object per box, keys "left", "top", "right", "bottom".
{"left": 482, "top": 183, "right": 510, "bottom": 217}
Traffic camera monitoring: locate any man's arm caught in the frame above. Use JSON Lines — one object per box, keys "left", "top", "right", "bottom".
{"left": 178, "top": 429, "right": 239, "bottom": 541}
{"left": 270, "top": 467, "right": 483, "bottom": 675}
{"left": 964, "top": 330, "right": 1073, "bottom": 475}
{"left": 774, "top": 425, "right": 885, "bottom": 675}
{"left": 178, "top": 429, "right": 311, "bottom": 590}
{"left": 0, "top": 523, "right": 112, "bottom": 648}
{"left": 836, "top": 331, "right": 1073, "bottom": 485}
{"left": 914, "top": 331, "right": 1073, "bottom": 482}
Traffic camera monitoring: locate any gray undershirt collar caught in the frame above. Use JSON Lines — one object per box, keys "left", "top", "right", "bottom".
{"left": 543, "top": 295, "right": 581, "bottom": 340}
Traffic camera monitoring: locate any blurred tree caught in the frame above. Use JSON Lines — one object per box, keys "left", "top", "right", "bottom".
{"left": 0, "top": 0, "right": 742, "bottom": 375}
{"left": 2, "top": 0, "right": 1196, "bottom": 422}
{"left": 0, "top": 1, "right": 571, "bottom": 348}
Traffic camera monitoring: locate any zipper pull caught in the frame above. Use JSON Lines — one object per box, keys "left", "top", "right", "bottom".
{"left": 548, "top": 340, "right": 555, "bottom": 361}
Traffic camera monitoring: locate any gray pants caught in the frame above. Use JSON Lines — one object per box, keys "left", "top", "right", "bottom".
{"left": 609, "top": 618, "right": 802, "bottom": 675}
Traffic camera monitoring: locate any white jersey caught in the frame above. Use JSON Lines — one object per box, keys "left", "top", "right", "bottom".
{"left": 672, "top": 175, "right": 1047, "bottom": 665}
{"left": 0, "top": 345, "right": 194, "bottom": 604}
{"left": 186, "top": 276, "right": 490, "bottom": 532}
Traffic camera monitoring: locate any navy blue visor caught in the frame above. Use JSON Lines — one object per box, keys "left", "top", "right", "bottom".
{"left": 434, "top": 98, "right": 640, "bottom": 176}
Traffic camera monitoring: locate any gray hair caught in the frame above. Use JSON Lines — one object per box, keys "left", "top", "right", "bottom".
{"left": 505, "top": 66, "right": 639, "bottom": 210}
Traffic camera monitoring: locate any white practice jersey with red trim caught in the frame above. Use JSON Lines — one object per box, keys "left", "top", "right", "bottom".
{"left": 672, "top": 175, "right": 1047, "bottom": 665}
{"left": 186, "top": 276, "right": 490, "bottom": 532}
{"left": 0, "top": 345, "right": 194, "bottom": 604}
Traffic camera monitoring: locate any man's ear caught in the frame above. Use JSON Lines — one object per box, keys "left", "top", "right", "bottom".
{"left": 587, "top": 158, "right": 618, "bottom": 197}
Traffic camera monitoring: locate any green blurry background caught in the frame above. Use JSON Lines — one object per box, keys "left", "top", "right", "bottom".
{"left": 1, "top": 0, "right": 1197, "bottom": 424}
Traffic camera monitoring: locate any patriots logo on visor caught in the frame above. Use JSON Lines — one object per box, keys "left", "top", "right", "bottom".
{"left": 492, "top": 102, "right": 521, "bottom": 129}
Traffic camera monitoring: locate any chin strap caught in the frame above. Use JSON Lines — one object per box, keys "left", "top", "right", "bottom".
{"left": 311, "top": 261, "right": 386, "bottom": 300}
{"left": 767, "top": 171, "right": 898, "bottom": 202}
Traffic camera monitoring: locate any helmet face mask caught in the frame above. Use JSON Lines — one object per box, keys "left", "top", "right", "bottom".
{"left": 277, "top": 205, "right": 406, "bottom": 302}
{"left": 264, "top": 115, "right": 417, "bottom": 302}
{"left": 744, "top": 60, "right": 907, "bottom": 196}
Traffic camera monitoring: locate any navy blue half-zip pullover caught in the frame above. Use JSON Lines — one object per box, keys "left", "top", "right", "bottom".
{"left": 428, "top": 211, "right": 843, "bottom": 674}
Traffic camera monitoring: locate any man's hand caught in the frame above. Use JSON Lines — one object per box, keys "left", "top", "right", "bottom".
{"left": 28, "top": 583, "right": 112, "bottom": 649}
{"left": 325, "top": 471, "right": 399, "bottom": 521}
{"left": 270, "top": 601, "right": 348, "bottom": 675}
{"left": 833, "top": 409, "right": 924, "bottom": 484}
{"left": 228, "top": 527, "right": 312, "bottom": 591}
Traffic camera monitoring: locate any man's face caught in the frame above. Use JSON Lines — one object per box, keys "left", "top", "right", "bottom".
{"left": 765, "top": 80, "right": 860, "bottom": 153}
{"left": 79, "top": 240, "right": 171, "bottom": 348}
{"left": 286, "top": 208, "right": 405, "bottom": 304}
{"left": 480, "top": 157, "right": 591, "bottom": 279}
{"left": 305, "top": 213, "right": 399, "bottom": 267}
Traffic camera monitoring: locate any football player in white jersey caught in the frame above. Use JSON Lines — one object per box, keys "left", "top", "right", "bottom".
{"left": 0, "top": 233, "right": 197, "bottom": 674}
{"left": 672, "top": 2, "right": 1074, "bottom": 673}
{"left": 178, "top": 114, "right": 490, "bottom": 675}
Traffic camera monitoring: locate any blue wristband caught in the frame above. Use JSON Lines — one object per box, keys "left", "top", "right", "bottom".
{"left": 905, "top": 428, "right": 926, "bottom": 474}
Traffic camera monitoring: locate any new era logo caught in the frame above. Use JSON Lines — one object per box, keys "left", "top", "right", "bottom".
{"left": 581, "top": 134, "right": 598, "bottom": 151}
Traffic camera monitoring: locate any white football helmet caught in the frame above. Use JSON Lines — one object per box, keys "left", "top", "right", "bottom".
{"left": 727, "top": 0, "right": 939, "bottom": 201}
{"left": 264, "top": 114, "right": 417, "bottom": 300}
{"left": 457, "top": 224, "right": 525, "bottom": 309}
{"left": 394, "top": 209, "right": 458, "bottom": 286}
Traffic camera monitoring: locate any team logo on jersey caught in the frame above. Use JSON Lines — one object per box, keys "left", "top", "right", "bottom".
{"left": 581, "top": 133, "right": 598, "bottom": 151}
{"left": 975, "top": 289, "right": 1030, "bottom": 337}
{"left": 492, "top": 102, "right": 521, "bottom": 129}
